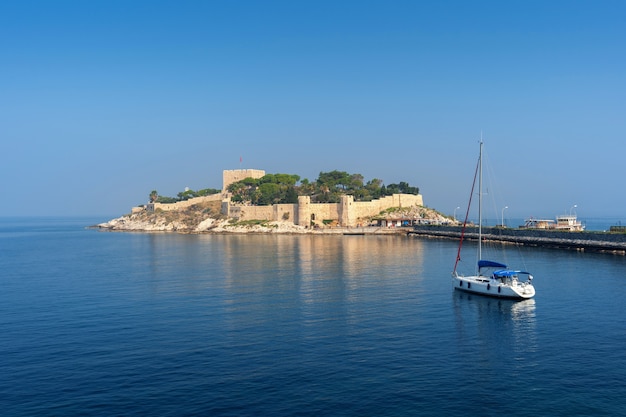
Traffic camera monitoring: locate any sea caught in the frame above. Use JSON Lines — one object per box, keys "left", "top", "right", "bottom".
{"left": 1, "top": 217, "right": 626, "bottom": 416}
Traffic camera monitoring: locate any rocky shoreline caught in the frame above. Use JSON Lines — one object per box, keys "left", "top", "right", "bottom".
{"left": 95, "top": 204, "right": 450, "bottom": 235}
{"left": 96, "top": 217, "right": 403, "bottom": 234}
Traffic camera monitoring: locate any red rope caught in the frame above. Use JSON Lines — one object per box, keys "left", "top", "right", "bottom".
{"left": 453, "top": 155, "right": 480, "bottom": 275}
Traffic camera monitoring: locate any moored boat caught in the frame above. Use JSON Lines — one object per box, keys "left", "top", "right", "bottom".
{"left": 520, "top": 214, "right": 584, "bottom": 231}
{"left": 452, "top": 140, "right": 536, "bottom": 299}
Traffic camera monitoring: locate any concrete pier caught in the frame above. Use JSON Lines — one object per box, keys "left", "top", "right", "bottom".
{"left": 408, "top": 225, "right": 626, "bottom": 254}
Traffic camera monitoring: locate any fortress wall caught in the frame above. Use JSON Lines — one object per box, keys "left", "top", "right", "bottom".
{"left": 144, "top": 186, "right": 423, "bottom": 228}
{"left": 274, "top": 204, "right": 297, "bottom": 222}
{"left": 295, "top": 196, "right": 339, "bottom": 226}
{"left": 149, "top": 193, "right": 224, "bottom": 212}
{"left": 222, "top": 169, "right": 266, "bottom": 191}
{"left": 233, "top": 205, "right": 274, "bottom": 221}
{"left": 352, "top": 194, "right": 424, "bottom": 220}
{"left": 309, "top": 203, "right": 340, "bottom": 225}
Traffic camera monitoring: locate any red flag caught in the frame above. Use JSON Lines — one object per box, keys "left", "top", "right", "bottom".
{"left": 240, "top": 156, "right": 242, "bottom": 163}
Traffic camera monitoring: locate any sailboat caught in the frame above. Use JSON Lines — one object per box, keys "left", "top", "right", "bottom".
{"left": 452, "top": 140, "right": 535, "bottom": 299}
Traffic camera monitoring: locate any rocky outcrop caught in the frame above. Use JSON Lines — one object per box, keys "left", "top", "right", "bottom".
{"left": 97, "top": 211, "right": 312, "bottom": 234}
{"left": 376, "top": 205, "right": 455, "bottom": 224}
{"left": 97, "top": 201, "right": 453, "bottom": 234}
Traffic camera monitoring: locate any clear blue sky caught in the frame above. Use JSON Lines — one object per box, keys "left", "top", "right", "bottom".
{"left": 2, "top": 1, "right": 625, "bottom": 221}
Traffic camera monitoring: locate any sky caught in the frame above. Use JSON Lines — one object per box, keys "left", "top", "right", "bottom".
{"left": 2, "top": 0, "right": 625, "bottom": 221}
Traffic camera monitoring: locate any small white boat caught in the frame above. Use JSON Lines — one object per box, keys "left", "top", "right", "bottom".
{"left": 452, "top": 140, "right": 535, "bottom": 299}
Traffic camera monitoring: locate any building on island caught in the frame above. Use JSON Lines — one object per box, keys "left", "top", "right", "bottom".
{"left": 145, "top": 169, "right": 425, "bottom": 228}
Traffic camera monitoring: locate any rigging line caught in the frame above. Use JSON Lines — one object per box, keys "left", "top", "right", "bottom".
{"left": 453, "top": 147, "right": 480, "bottom": 275}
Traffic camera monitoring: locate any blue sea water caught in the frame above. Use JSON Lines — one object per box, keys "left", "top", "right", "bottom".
{"left": 1, "top": 217, "right": 626, "bottom": 416}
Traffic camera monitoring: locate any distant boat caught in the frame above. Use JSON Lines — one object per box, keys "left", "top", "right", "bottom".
{"left": 452, "top": 140, "right": 535, "bottom": 299}
{"left": 521, "top": 214, "right": 585, "bottom": 231}
{"left": 554, "top": 214, "right": 585, "bottom": 231}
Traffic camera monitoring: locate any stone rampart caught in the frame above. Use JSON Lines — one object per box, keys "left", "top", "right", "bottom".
{"left": 229, "top": 195, "right": 426, "bottom": 227}
{"left": 294, "top": 194, "right": 423, "bottom": 227}
{"left": 306, "top": 202, "right": 340, "bottom": 226}
{"left": 352, "top": 194, "right": 424, "bottom": 219}
{"left": 144, "top": 191, "right": 423, "bottom": 227}
{"left": 148, "top": 193, "right": 223, "bottom": 212}
{"left": 229, "top": 204, "right": 274, "bottom": 221}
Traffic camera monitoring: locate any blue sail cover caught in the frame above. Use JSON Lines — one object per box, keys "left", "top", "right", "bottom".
{"left": 478, "top": 260, "right": 507, "bottom": 269}
{"left": 493, "top": 269, "right": 532, "bottom": 276}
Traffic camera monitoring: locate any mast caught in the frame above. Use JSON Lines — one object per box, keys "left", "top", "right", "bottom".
{"left": 452, "top": 152, "right": 480, "bottom": 276}
{"left": 477, "top": 139, "right": 483, "bottom": 269}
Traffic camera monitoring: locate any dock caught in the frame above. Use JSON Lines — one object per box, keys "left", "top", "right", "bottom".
{"left": 408, "top": 225, "right": 626, "bottom": 254}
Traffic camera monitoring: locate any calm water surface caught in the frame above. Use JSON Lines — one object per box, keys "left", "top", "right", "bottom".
{"left": 1, "top": 218, "right": 625, "bottom": 416}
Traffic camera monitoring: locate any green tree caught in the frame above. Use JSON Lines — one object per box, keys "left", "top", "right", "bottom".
{"left": 297, "top": 178, "right": 316, "bottom": 196}
{"left": 348, "top": 173, "right": 364, "bottom": 190}
{"left": 228, "top": 182, "right": 248, "bottom": 203}
{"left": 274, "top": 173, "right": 300, "bottom": 186}
{"left": 284, "top": 186, "right": 299, "bottom": 203}
{"left": 365, "top": 178, "right": 383, "bottom": 199}
{"left": 258, "top": 183, "right": 280, "bottom": 205}
{"left": 317, "top": 170, "right": 351, "bottom": 190}
{"left": 156, "top": 196, "right": 177, "bottom": 203}
{"left": 196, "top": 188, "right": 220, "bottom": 196}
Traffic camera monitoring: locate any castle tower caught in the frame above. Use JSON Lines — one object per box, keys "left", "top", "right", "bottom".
{"left": 297, "top": 195, "right": 311, "bottom": 227}
{"left": 339, "top": 195, "right": 355, "bottom": 227}
{"left": 222, "top": 169, "right": 265, "bottom": 191}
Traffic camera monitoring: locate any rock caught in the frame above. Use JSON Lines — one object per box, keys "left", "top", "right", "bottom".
{"left": 98, "top": 204, "right": 454, "bottom": 234}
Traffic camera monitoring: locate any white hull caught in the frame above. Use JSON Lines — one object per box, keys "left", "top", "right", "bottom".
{"left": 452, "top": 275, "right": 535, "bottom": 299}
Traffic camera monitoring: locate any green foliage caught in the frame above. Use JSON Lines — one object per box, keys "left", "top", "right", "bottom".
{"left": 228, "top": 181, "right": 248, "bottom": 203}
{"left": 284, "top": 186, "right": 298, "bottom": 204}
{"left": 226, "top": 170, "right": 420, "bottom": 205}
{"left": 177, "top": 188, "right": 220, "bottom": 201}
{"left": 257, "top": 182, "right": 280, "bottom": 205}
{"left": 151, "top": 187, "right": 220, "bottom": 204}
{"left": 156, "top": 196, "right": 177, "bottom": 203}
{"left": 228, "top": 173, "right": 302, "bottom": 206}
{"left": 385, "top": 181, "right": 419, "bottom": 195}
{"left": 150, "top": 170, "right": 419, "bottom": 208}
{"left": 231, "top": 219, "right": 271, "bottom": 227}
{"left": 197, "top": 188, "right": 221, "bottom": 196}
{"left": 317, "top": 170, "right": 352, "bottom": 190}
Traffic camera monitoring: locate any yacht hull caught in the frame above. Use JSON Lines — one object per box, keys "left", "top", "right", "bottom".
{"left": 452, "top": 275, "right": 535, "bottom": 299}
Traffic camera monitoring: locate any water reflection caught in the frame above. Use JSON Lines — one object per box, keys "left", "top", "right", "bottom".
{"left": 217, "top": 235, "right": 426, "bottom": 301}
{"left": 215, "top": 235, "right": 427, "bottom": 330}
{"left": 452, "top": 291, "right": 538, "bottom": 375}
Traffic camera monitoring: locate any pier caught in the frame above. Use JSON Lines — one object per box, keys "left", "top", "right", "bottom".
{"left": 408, "top": 225, "right": 626, "bottom": 254}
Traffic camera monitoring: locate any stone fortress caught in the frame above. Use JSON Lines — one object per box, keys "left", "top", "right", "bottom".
{"left": 145, "top": 169, "right": 425, "bottom": 228}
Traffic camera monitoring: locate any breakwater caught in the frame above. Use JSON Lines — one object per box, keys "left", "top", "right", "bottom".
{"left": 409, "top": 225, "right": 626, "bottom": 254}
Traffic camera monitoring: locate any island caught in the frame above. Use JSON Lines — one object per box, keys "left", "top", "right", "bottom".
{"left": 98, "top": 168, "right": 453, "bottom": 234}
